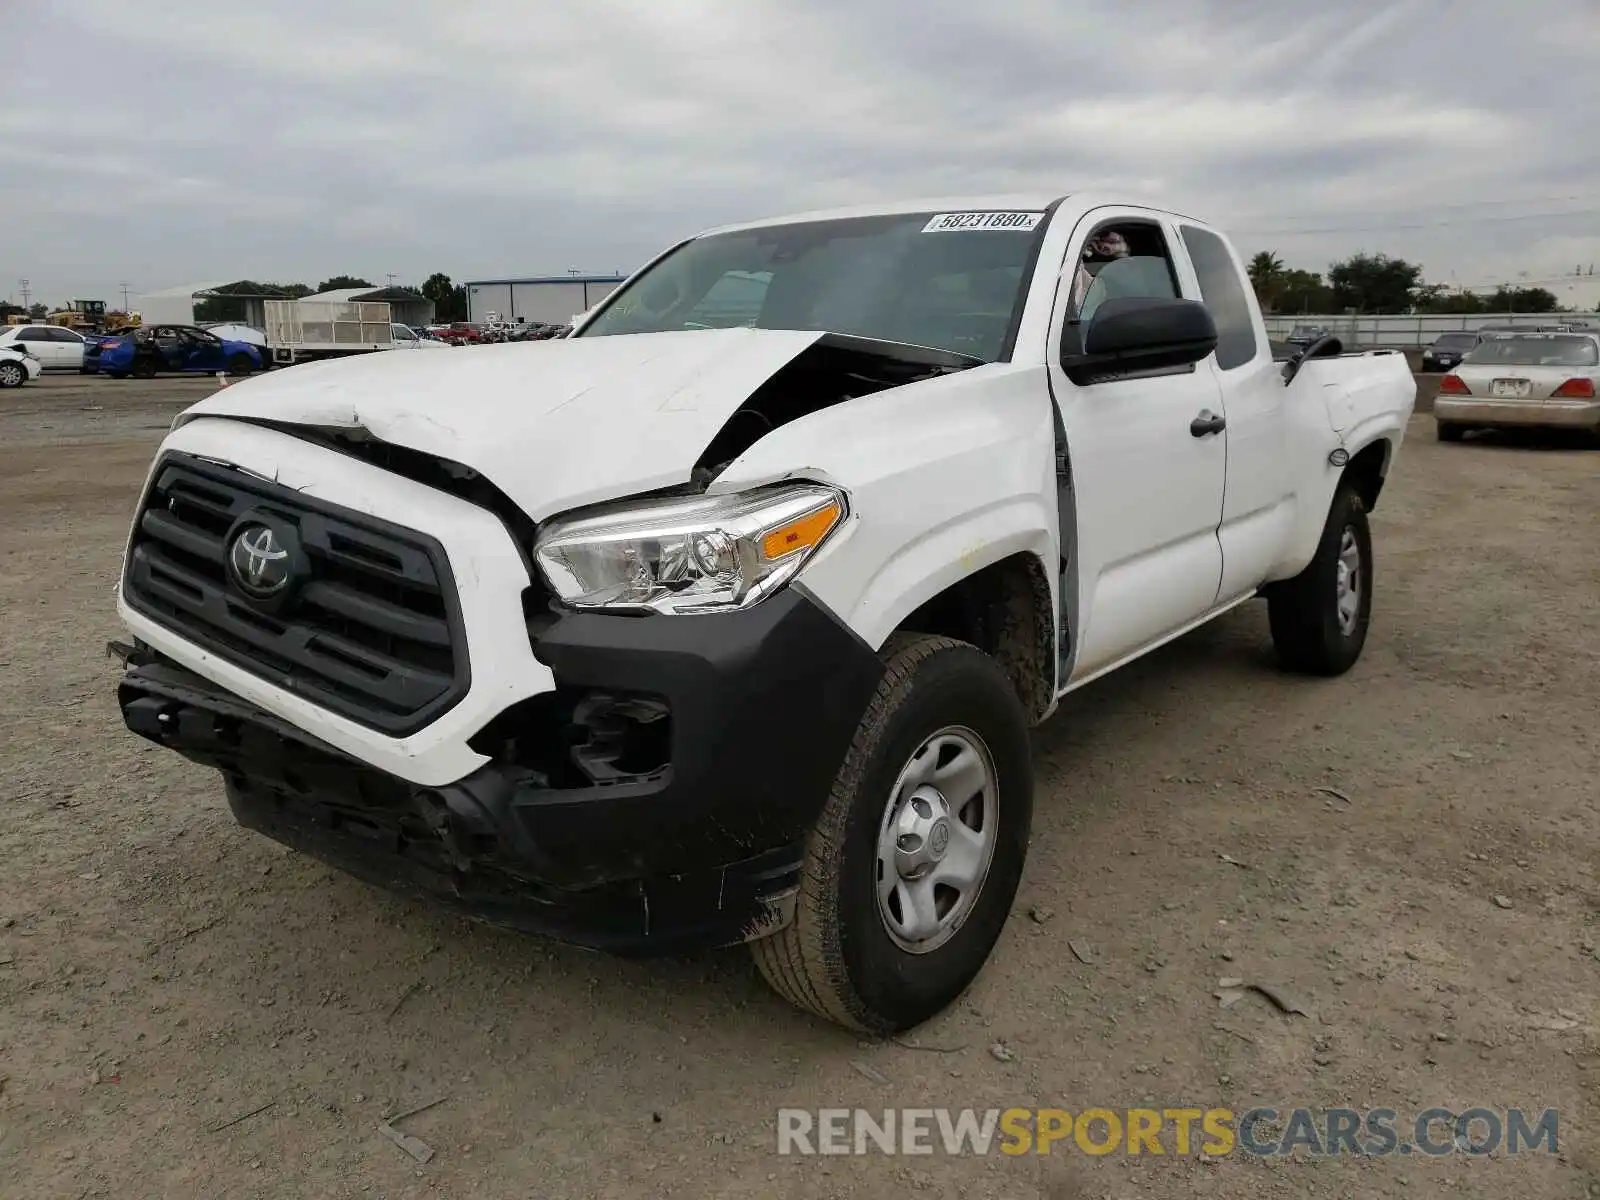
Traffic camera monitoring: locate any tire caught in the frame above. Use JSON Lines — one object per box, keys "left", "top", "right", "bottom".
{"left": 226, "top": 353, "right": 255, "bottom": 376}
{"left": 1267, "top": 484, "right": 1372, "bottom": 676}
{"left": 0, "top": 361, "right": 24, "bottom": 388}
{"left": 1437, "top": 423, "right": 1464, "bottom": 442}
{"left": 751, "top": 633, "right": 1033, "bottom": 1033}
{"left": 131, "top": 356, "right": 158, "bottom": 379}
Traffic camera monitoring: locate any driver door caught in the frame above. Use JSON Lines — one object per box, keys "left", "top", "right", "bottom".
{"left": 1047, "top": 210, "right": 1228, "bottom": 684}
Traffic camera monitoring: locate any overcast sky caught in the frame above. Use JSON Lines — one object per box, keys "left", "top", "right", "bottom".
{"left": 4, "top": 0, "right": 1598, "bottom": 307}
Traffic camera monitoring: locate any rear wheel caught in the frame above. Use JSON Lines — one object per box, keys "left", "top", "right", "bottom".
{"left": 1436, "top": 422, "right": 1464, "bottom": 442}
{"left": 1268, "top": 484, "right": 1372, "bottom": 676}
{"left": 0, "top": 360, "right": 24, "bottom": 388}
{"left": 751, "top": 634, "right": 1033, "bottom": 1033}
{"left": 131, "top": 355, "right": 158, "bottom": 379}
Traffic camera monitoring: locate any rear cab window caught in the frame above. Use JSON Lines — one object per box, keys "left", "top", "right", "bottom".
{"left": 1180, "top": 225, "right": 1262, "bottom": 370}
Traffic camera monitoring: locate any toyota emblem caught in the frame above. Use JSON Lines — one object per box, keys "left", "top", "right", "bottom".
{"left": 229, "top": 524, "right": 292, "bottom": 598}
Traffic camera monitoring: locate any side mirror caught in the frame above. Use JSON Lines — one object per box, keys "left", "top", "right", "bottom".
{"left": 1061, "top": 296, "right": 1217, "bottom": 384}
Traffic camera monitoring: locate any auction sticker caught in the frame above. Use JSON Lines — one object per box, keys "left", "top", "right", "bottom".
{"left": 922, "top": 211, "right": 1045, "bottom": 233}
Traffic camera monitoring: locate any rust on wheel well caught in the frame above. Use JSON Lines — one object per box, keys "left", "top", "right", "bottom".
{"left": 1343, "top": 438, "right": 1391, "bottom": 511}
{"left": 891, "top": 553, "right": 1054, "bottom": 722}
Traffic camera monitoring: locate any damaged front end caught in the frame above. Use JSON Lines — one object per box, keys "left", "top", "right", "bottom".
{"left": 111, "top": 547, "right": 883, "bottom": 954}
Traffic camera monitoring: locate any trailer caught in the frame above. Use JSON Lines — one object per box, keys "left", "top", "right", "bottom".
{"left": 262, "top": 299, "right": 397, "bottom": 365}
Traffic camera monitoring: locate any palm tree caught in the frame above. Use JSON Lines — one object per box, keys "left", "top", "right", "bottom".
{"left": 1248, "top": 251, "right": 1285, "bottom": 312}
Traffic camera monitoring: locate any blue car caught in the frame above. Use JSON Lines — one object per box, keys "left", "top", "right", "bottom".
{"left": 94, "top": 324, "right": 264, "bottom": 378}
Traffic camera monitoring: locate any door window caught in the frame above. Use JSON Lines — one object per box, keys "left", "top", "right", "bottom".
{"left": 16, "top": 327, "right": 50, "bottom": 342}
{"left": 1065, "top": 221, "right": 1181, "bottom": 353}
{"left": 1180, "top": 225, "right": 1261, "bottom": 370}
{"left": 47, "top": 327, "right": 84, "bottom": 342}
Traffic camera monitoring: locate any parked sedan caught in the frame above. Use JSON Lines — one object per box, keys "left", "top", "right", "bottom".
{"left": 94, "top": 325, "right": 264, "bottom": 378}
{"left": 0, "top": 346, "right": 43, "bottom": 388}
{"left": 0, "top": 323, "right": 89, "bottom": 370}
{"left": 390, "top": 323, "right": 451, "bottom": 350}
{"left": 1420, "top": 331, "right": 1481, "bottom": 372}
{"left": 1435, "top": 332, "right": 1600, "bottom": 440}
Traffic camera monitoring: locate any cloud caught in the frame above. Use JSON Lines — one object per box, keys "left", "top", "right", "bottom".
{"left": 2, "top": 0, "right": 1596, "bottom": 306}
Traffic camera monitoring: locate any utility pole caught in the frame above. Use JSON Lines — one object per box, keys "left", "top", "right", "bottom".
{"left": 119, "top": 282, "right": 131, "bottom": 311}
{"left": 386, "top": 273, "right": 397, "bottom": 287}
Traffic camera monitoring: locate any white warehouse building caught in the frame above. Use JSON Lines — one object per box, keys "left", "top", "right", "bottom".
{"left": 465, "top": 274, "right": 628, "bottom": 327}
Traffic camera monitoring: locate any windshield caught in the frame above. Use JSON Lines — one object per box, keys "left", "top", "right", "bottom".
{"left": 576, "top": 209, "right": 1054, "bottom": 362}
{"left": 1434, "top": 333, "right": 1477, "bottom": 348}
{"left": 1462, "top": 334, "right": 1598, "bottom": 367}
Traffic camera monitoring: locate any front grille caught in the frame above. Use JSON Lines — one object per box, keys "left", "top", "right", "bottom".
{"left": 122, "top": 453, "right": 469, "bottom": 735}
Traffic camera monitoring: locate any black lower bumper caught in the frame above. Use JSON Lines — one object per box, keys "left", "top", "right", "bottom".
{"left": 115, "top": 588, "right": 883, "bottom": 955}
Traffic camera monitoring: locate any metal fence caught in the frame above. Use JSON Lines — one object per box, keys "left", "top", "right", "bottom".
{"left": 1262, "top": 312, "right": 1600, "bottom": 350}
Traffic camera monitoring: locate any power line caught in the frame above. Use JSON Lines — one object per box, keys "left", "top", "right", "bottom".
{"left": 1223, "top": 190, "right": 1593, "bottom": 223}
{"left": 1242, "top": 207, "right": 1600, "bottom": 237}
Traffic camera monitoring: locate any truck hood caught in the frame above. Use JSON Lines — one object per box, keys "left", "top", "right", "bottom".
{"left": 177, "top": 328, "right": 831, "bottom": 521}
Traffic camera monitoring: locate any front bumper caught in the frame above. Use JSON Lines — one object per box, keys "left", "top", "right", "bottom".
{"left": 1434, "top": 397, "right": 1600, "bottom": 430}
{"left": 114, "top": 583, "right": 883, "bottom": 955}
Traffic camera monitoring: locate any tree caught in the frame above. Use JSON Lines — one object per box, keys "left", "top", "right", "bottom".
{"left": 1326, "top": 252, "right": 1424, "bottom": 313}
{"left": 28, "top": 303, "right": 49, "bottom": 319}
{"left": 1247, "top": 251, "right": 1285, "bottom": 311}
{"left": 420, "top": 272, "right": 468, "bottom": 322}
{"left": 1487, "top": 286, "right": 1562, "bottom": 314}
{"left": 1276, "top": 268, "right": 1334, "bottom": 314}
{"left": 315, "top": 275, "right": 374, "bottom": 293}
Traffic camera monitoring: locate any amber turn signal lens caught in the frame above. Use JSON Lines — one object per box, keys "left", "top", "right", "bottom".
{"left": 761, "top": 501, "right": 842, "bottom": 561}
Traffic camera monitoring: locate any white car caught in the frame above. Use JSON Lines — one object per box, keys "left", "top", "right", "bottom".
{"left": 1434, "top": 331, "right": 1600, "bottom": 439}
{"left": 0, "top": 345, "right": 43, "bottom": 387}
{"left": 0, "top": 324, "right": 89, "bottom": 370}
{"left": 390, "top": 323, "right": 451, "bottom": 350}
{"left": 111, "top": 193, "right": 1414, "bottom": 1033}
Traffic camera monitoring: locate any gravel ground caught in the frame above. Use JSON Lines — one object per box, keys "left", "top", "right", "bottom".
{"left": 1, "top": 372, "right": 1596, "bottom": 1199}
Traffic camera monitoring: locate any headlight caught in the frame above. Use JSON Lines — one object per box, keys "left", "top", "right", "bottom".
{"left": 534, "top": 483, "right": 847, "bottom": 615}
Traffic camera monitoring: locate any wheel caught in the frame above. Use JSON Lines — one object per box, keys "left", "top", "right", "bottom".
{"left": 1267, "top": 484, "right": 1372, "bottom": 676}
{"left": 1437, "top": 422, "right": 1464, "bottom": 442}
{"left": 131, "top": 356, "right": 158, "bottom": 379}
{"left": 0, "top": 360, "right": 24, "bottom": 388}
{"left": 751, "top": 633, "right": 1033, "bottom": 1033}
{"left": 226, "top": 353, "right": 255, "bottom": 376}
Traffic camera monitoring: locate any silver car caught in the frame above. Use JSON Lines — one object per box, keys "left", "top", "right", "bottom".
{"left": 1434, "top": 332, "right": 1600, "bottom": 441}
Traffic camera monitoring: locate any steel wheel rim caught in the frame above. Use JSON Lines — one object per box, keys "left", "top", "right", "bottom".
{"left": 1335, "top": 525, "right": 1362, "bottom": 636}
{"left": 875, "top": 725, "right": 999, "bottom": 955}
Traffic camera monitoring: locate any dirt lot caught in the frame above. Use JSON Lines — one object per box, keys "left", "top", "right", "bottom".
{"left": 1, "top": 373, "right": 1595, "bottom": 1199}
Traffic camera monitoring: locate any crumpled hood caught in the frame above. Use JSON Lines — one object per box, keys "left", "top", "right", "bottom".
{"left": 177, "top": 328, "right": 827, "bottom": 521}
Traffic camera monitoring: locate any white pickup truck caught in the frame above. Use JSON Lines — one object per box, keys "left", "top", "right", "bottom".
{"left": 111, "top": 194, "right": 1415, "bottom": 1033}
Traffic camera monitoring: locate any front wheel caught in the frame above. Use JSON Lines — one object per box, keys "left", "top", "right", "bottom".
{"left": 1267, "top": 484, "right": 1372, "bottom": 675}
{"left": 751, "top": 634, "right": 1033, "bottom": 1033}
{"left": 226, "top": 353, "right": 255, "bottom": 376}
{"left": 0, "top": 360, "right": 25, "bottom": 388}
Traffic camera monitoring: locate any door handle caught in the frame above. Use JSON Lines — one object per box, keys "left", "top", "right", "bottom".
{"left": 1190, "top": 410, "right": 1226, "bottom": 438}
